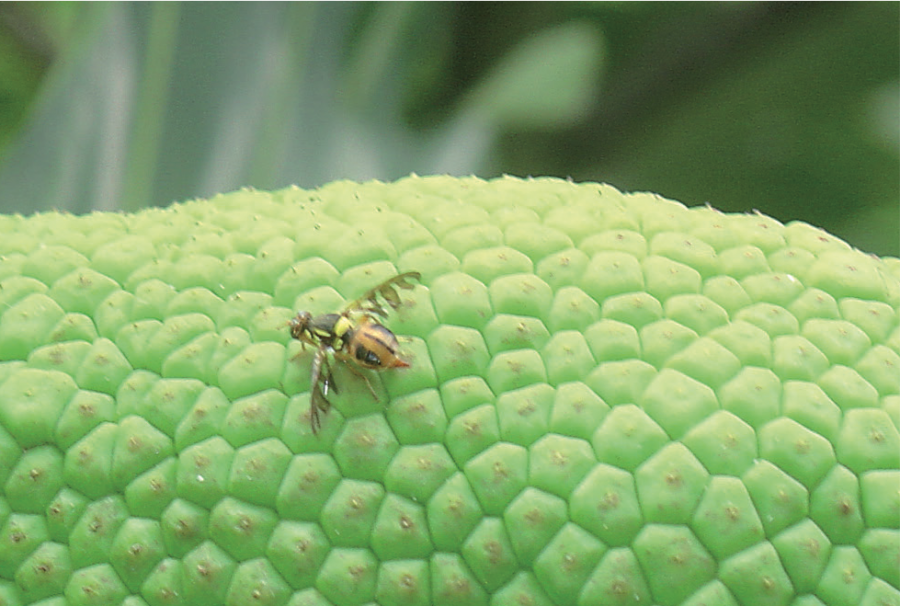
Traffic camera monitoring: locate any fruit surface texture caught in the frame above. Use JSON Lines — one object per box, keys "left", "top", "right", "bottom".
{"left": 0, "top": 175, "right": 898, "bottom": 606}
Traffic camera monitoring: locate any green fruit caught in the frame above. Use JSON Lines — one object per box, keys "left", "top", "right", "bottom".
{"left": 0, "top": 175, "right": 898, "bottom": 606}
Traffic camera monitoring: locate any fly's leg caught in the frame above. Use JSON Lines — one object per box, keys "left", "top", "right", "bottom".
{"left": 289, "top": 339, "right": 310, "bottom": 364}
{"left": 349, "top": 365, "right": 378, "bottom": 400}
{"left": 335, "top": 352, "right": 379, "bottom": 400}
{"left": 309, "top": 348, "right": 335, "bottom": 434}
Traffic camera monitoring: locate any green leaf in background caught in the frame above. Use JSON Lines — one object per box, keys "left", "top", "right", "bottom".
{"left": 0, "top": 2, "right": 896, "bottom": 256}
{"left": 0, "top": 3, "right": 603, "bottom": 216}
{"left": 461, "top": 21, "right": 604, "bottom": 130}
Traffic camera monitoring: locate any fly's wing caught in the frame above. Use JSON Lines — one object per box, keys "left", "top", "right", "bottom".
{"left": 343, "top": 271, "right": 421, "bottom": 319}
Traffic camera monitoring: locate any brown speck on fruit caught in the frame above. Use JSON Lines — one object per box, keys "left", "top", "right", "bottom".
{"left": 49, "top": 346, "right": 66, "bottom": 365}
{"left": 762, "top": 576, "right": 775, "bottom": 590}
{"left": 562, "top": 553, "right": 577, "bottom": 571}
{"left": 552, "top": 450, "right": 568, "bottom": 467}
{"left": 610, "top": 579, "right": 629, "bottom": 596}
{"left": 665, "top": 471, "right": 683, "bottom": 487}
{"left": 242, "top": 404, "right": 264, "bottom": 421}
{"left": 463, "top": 421, "right": 482, "bottom": 436}
{"left": 725, "top": 504, "right": 740, "bottom": 521}
{"left": 515, "top": 593, "right": 538, "bottom": 606}
{"left": 399, "top": 515, "right": 413, "bottom": 530}
{"left": 400, "top": 573, "right": 415, "bottom": 588}
{"left": 838, "top": 497, "right": 854, "bottom": 516}
{"left": 451, "top": 576, "right": 470, "bottom": 594}
{"left": 493, "top": 461, "right": 509, "bottom": 480}
{"left": 524, "top": 508, "right": 544, "bottom": 525}
{"left": 600, "top": 491, "right": 620, "bottom": 511}
{"left": 248, "top": 458, "right": 265, "bottom": 472}
{"left": 802, "top": 538, "right": 821, "bottom": 557}
{"left": 506, "top": 359, "right": 524, "bottom": 373}
{"left": 349, "top": 564, "right": 367, "bottom": 580}
{"left": 237, "top": 515, "right": 253, "bottom": 533}
{"left": 795, "top": 439, "right": 811, "bottom": 454}
{"left": 176, "top": 519, "right": 194, "bottom": 538}
{"left": 485, "top": 540, "right": 502, "bottom": 564}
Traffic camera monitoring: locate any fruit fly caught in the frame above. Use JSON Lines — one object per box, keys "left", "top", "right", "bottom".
{"left": 289, "top": 271, "right": 420, "bottom": 434}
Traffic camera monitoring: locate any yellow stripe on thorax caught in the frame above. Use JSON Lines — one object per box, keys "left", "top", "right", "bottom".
{"left": 333, "top": 316, "right": 354, "bottom": 339}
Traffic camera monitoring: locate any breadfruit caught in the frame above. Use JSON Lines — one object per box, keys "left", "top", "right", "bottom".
{"left": 0, "top": 175, "right": 897, "bottom": 606}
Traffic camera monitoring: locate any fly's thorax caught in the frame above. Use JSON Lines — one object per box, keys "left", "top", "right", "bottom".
{"left": 332, "top": 315, "right": 354, "bottom": 338}
{"left": 305, "top": 313, "right": 342, "bottom": 348}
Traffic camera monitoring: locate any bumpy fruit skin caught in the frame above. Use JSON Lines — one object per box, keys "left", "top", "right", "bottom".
{"left": 0, "top": 176, "right": 898, "bottom": 606}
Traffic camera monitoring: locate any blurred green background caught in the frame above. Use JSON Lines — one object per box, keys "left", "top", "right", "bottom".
{"left": 0, "top": 2, "right": 896, "bottom": 256}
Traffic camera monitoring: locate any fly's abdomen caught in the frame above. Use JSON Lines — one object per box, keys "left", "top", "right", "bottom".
{"left": 349, "top": 322, "right": 407, "bottom": 369}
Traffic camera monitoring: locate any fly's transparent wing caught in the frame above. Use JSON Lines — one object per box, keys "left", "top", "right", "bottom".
{"left": 344, "top": 271, "right": 421, "bottom": 318}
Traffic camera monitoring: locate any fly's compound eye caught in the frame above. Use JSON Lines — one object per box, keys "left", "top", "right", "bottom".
{"left": 289, "top": 311, "right": 312, "bottom": 339}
